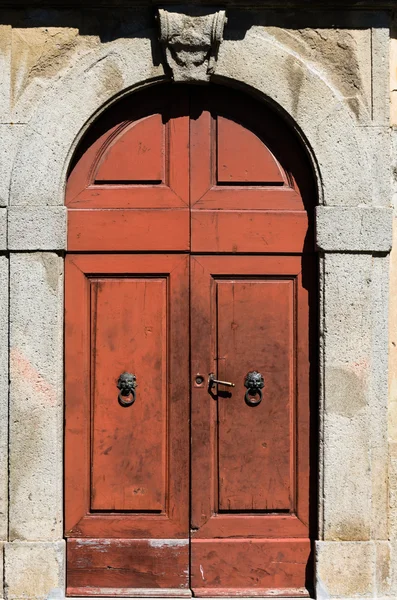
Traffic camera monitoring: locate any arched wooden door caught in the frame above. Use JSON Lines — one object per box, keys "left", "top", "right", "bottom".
{"left": 65, "top": 84, "right": 316, "bottom": 598}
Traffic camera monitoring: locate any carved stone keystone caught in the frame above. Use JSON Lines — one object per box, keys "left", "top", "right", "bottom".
{"left": 157, "top": 7, "right": 227, "bottom": 82}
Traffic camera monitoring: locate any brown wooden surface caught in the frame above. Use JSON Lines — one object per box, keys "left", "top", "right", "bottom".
{"left": 65, "top": 83, "right": 316, "bottom": 596}
{"left": 66, "top": 87, "right": 189, "bottom": 209}
{"left": 190, "top": 89, "right": 308, "bottom": 212}
{"left": 66, "top": 86, "right": 189, "bottom": 252}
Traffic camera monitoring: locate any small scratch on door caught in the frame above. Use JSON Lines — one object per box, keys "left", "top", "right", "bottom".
{"left": 200, "top": 564, "right": 205, "bottom": 580}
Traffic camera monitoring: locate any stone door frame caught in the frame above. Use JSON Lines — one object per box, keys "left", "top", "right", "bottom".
{"left": 1, "top": 12, "right": 393, "bottom": 599}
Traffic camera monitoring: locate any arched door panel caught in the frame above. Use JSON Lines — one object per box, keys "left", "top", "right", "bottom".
{"left": 189, "top": 88, "right": 311, "bottom": 254}
{"left": 66, "top": 87, "right": 189, "bottom": 251}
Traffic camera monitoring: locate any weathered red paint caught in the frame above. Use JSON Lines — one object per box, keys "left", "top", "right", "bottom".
{"left": 190, "top": 255, "right": 311, "bottom": 594}
{"left": 65, "top": 84, "right": 315, "bottom": 597}
{"left": 65, "top": 254, "right": 190, "bottom": 591}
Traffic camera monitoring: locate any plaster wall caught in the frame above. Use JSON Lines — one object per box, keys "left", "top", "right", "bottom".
{"left": 0, "top": 6, "right": 393, "bottom": 600}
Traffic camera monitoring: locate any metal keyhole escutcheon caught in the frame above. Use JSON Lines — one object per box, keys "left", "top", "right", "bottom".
{"left": 244, "top": 371, "right": 265, "bottom": 406}
{"left": 117, "top": 372, "right": 137, "bottom": 407}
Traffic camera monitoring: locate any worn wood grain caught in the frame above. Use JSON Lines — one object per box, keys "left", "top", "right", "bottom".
{"left": 90, "top": 277, "right": 167, "bottom": 512}
{"left": 67, "top": 538, "right": 190, "bottom": 593}
{"left": 191, "top": 539, "right": 311, "bottom": 594}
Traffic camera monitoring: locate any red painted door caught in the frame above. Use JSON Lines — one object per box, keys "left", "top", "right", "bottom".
{"left": 65, "top": 84, "right": 315, "bottom": 597}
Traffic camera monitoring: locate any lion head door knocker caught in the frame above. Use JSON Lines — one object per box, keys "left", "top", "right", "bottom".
{"left": 244, "top": 371, "right": 265, "bottom": 407}
{"left": 117, "top": 372, "right": 137, "bottom": 407}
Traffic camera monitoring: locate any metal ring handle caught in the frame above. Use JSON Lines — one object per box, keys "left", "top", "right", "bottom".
{"left": 118, "top": 388, "right": 136, "bottom": 407}
{"left": 117, "top": 372, "right": 137, "bottom": 407}
{"left": 244, "top": 370, "right": 264, "bottom": 407}
{"left": 244, "top": 387, "right": 262, "bottom": 407}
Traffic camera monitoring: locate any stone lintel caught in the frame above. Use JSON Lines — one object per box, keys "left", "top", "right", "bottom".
{"left": 316, "top": 206, "right": 393, "bottom": 253}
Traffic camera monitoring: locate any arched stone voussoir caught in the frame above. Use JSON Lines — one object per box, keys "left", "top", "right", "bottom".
{"left": 10, "top": 35, "right": 168, "bottom": 207}
{"left": 216, "top": 29, "right": 373, "bottom": 206}
{"left": 10, "top": 25, "right": 372, "bottom": 208}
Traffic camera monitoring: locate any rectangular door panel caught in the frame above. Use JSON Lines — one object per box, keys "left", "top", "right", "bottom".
{"left": 65, "top": 254, "right": 190, "bottom": 594}
{"left": 217, "top": 278, "right": 293, "bottom": 512}
{"left": 91, "top": 278, "right": 167, "bottom": 512}
{"left": 68, "top": 209, "right": 190, "bottom": 251}
{"left": 191, "top": 210, "right": 308, "bottom": 253}
{"left": 190, "top": 255, "right": 311, "bottom": 595}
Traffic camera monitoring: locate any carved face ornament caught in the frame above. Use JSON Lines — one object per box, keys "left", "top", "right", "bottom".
{"left": 158, "top": 8, "right": 227, "bottom": 82}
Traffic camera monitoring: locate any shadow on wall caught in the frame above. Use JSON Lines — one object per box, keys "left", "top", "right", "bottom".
{"left": 1, "top": 5, "right": 389, "bottom": 41}
{"left": 1, "top": 6, "right": 388, "bottom": 124}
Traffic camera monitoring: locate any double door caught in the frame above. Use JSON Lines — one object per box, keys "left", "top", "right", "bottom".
{"left": 65, "top": 85, "right": 314, "bottom": 597}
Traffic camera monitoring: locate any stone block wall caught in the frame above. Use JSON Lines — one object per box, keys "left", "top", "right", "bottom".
{"left": 0, "top": 5, "right": 394, "bottom": 599}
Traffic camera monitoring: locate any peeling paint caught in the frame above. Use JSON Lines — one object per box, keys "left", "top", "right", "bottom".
{"left": 75, "top": 539, "right": 112, "bottom": 552}
{"left": 148, "top": 539, "right": 189, "bottom": 548}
